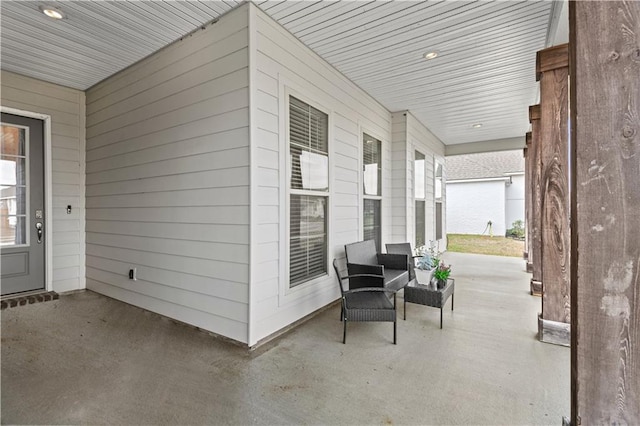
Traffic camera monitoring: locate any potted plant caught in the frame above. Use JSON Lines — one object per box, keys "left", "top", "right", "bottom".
{"left": 414, "top": 243, "right": 439, "bottom": 284}
{"left": 414, "top": 253, "right": 435, "bottom": 284}
{"left": 432, "top": 261, "right": 451, "bottom": 289}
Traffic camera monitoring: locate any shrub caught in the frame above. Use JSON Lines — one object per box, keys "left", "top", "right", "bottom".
{"left": 506, "top": 220, "right": 525, "bottom": 239}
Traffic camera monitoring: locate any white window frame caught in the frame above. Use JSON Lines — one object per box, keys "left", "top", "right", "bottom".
{"left": 282, "top": 87, "right": 332, "bottom": 299}
{"left": 435, "top": 160, "right": 444, "bottom": 202}
{"left": 414, "top": 150, "right": 426, "bottom": 249}
{"left": 434, "top": 158, "right": 444, "bottom": 241}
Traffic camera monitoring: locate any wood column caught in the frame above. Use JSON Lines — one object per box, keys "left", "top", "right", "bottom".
{"left": 523, "top": 134, "right": 531, "bottom": 272}
{"left": 536, "top": 44, "right": 570, "bottom": 345}
{"left": 529, "top": 105, "right": 542, "bottom": 294}
{"left": 570, "top": 1, "right": 640, "bottom": 423}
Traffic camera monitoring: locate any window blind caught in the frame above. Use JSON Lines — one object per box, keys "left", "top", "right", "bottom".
{"left": 416, "top": 200, "right": 425, "bottom": 248}
{"left": 415, "top": 151, "right": 425, "bottom": 199}
{"left": 290, "top": 96, "right": 328, "bottom": 191}
{"left": 290, "top": 195, "right": 327, "bottom": 287}
{"left": 288, "top": 96, "right": 329, "bottom": 288}
{"left": 436, "top": 202, "right": 443, "bottom": 240}
{"left": 363, "top": 134, "right": 381, "bottom": 196}
{"left": 363, "top": 199, "right": 381, "bottom": 252}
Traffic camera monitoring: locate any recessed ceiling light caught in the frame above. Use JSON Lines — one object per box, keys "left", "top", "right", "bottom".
{"left": 40, "top": 5, "right": 65, "bottom": 19}
{"left": 423, "top": 51, "right": 439, "bottom": 60}
{"left": 472, "top": 123, "right": 483, "bottom": 128}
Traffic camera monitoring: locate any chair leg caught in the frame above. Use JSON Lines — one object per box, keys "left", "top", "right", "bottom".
{"left": 440, "top": 308, "right": 443, "bottom": 329}
{"left": 393, "top": 319, "right": 397, "bottom": 344}
{"left": 452, "top": 293, "right": 454, "bottom": 311}
{"left": 343, "top": 319, "right": 347, "bottom": 344}
{"left": 404, "top": 298, "right": 407, "bottom": 321}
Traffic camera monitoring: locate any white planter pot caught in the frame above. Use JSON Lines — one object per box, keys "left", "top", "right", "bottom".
{"left": 414, "top": 268, "right": 435, "bottom": 285}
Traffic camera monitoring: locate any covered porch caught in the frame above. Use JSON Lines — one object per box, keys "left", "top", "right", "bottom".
{"left": 1, "top": 252, "right": 569, "bottom": 424}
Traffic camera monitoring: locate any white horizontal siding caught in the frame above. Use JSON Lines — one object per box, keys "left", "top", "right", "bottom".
{"left": 1, "top": 70, "right": 86, "bottom": 293}
{"left": 85, "top": 6, "right": 250, "bottom": 344}
{"left": 505, "top": 174, "right": 525, "bottom": 232}
{"left": 249, "top": 3, "right": 393, "bottom": 345}
{"left": 390, "top": 112, "right": 408, "bottom": 243}
{"left": 447, "top": 181, "right": 506, "bottom": 236}
{"left": 407, "top": 112, "right": 446, "bottom": 248}
{"left": 387, "top": 111, "right": 446, "bottom": 250}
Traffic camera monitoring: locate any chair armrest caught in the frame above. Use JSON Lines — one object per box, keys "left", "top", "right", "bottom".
{"left": 347, "top": 263, "right": 384, "bottom": 275}
{"left": 340, "top": 273, "right": 384, "bottom": 281}
{"left": 346, "top": 263, "right": 385, "bottom": 289}
{"left": 344, "top": 287, "right": 396, "bottom": 295}
{"left": 377, "top": 253, "right": 409, "bottom": 270}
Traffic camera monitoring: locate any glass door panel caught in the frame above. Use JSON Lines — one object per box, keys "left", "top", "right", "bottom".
{"left": 1, "top": 125, "right": 28, "bottom": 247}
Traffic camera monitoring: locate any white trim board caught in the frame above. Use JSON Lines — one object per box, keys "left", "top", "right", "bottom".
{"left": 247, "top": 2, "right": 257, "bottom": 346}
{"left": 448, "top": 177, "right": 512, "bottom": 184}
{"left": 445, "top": 137, "right": 525, "bottom": 156}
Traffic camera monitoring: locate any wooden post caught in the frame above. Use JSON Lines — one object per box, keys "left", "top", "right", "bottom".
{"left": 570, "top": 1, "right": 640, "bottom": 423}
{"left": 529, "top": 105, "right": 542, "bottom": 295}
{"left": 536, "top": 44, "right": 570, "bottom": 345}
{"left": 523, "top": 135, "right": 532, "bottom": 273}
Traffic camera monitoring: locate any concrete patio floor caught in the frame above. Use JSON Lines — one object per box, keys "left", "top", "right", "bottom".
{"left": 1, "top": 252, "right": 569, "bottom": 425}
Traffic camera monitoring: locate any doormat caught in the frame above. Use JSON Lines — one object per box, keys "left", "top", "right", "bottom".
{"left": 1, "top": 292, "right": 59, "bottom": 310}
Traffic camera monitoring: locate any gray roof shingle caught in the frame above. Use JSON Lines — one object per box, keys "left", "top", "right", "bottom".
{"left": 446, "top": 150, "right": 524, "bottom": 180}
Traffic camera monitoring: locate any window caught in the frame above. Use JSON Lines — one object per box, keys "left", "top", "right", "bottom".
{"left": 1, "top": 124, "right": 28, "bottom": 246}
{"left": 435, "top": 161, "right": 443, "bottom": 201}
{"left": 415, "top": 151, "right": 425, "bottom": 248}
{"left": 290, "top": 195, "right": 327, "bottom": 287}
{"left": 363, "top": 199, "right": 381, "bottom": 250}
{"left": 363, "top": 133, "right": 381, "bottom": 252}
{"left": 435, "top": 202, "right": 443, "bottom": 240}
{"left": 435, "top": 161, "right": 443, "bottom": 240}
{"left": 289, "top": 96, "right": 329, "bottom": 288}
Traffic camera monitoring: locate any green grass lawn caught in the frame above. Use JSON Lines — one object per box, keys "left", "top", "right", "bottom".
{"left": 447, "top": 234, "right": 524, "bottom": 257}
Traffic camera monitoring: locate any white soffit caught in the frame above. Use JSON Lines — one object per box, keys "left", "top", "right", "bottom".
{"left": 0, "top": 1, "right": 554, "bottom": 145}
{"left": 0, "top": 0, "right": 239, "bottom": 90}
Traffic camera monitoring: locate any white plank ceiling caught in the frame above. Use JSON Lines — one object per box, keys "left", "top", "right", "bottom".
{"left": 0, "top": 0, "right": 555, "bottom": 145}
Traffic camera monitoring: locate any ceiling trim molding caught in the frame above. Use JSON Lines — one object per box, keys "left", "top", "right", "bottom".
{"left": 445, "top": 137, "right": 525, "bottom": 156}
{"left": 447, "top": 176, "right": 512, "bottom": 184}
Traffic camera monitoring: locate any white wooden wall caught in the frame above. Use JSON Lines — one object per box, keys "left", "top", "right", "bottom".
{"left": 1, "top": 71, "right": 86, "bottom": 293}
{"left": 389, "top": 111, "right": 446, "bottom": 249}
{"left": 1, "top": 3, "right": 448, "bottom": 346}
{"left": 390, "top": 112, "right": 409, "bottom": 243}
{"left": 505, "top": 173, "right": 525, "bottom": 231}
{"left": 407, "top": 112, "right": 446, "bottom": 248}
{"left": 85, "top": 7, "right": 251, "bottom": 343}
{"left": 249, "top": 3, "right": 393, "bottom": 345}
{"left": 447, "top": 181, "right": 506, "bottom": 235}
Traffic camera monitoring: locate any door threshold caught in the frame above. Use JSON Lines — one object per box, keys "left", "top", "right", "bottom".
{"left": 1, "top": 291, "right": 58, "bottom": 310}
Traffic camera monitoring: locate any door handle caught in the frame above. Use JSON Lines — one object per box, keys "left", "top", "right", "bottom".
{"left": 35, "top": 222, "right": 43, "bottom": 244}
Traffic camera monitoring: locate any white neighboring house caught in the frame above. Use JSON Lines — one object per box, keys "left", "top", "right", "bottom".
{"left": 445, "top": 151, "right": 524, "bottom": 237}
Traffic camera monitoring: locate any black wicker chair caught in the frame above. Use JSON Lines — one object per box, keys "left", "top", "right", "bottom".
{"left": 333, "top": 259, "right": 397, "bottom": 344}
{"left": 344, "top": 240, "right": 409, "bottom": 293}
{"left": 385, "top": 242, "right": 422, "bottom": 283}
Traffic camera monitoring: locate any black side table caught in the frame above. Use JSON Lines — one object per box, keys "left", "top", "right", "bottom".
{"left": 403, "top": 278, "right": 455, "bottom": 328}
